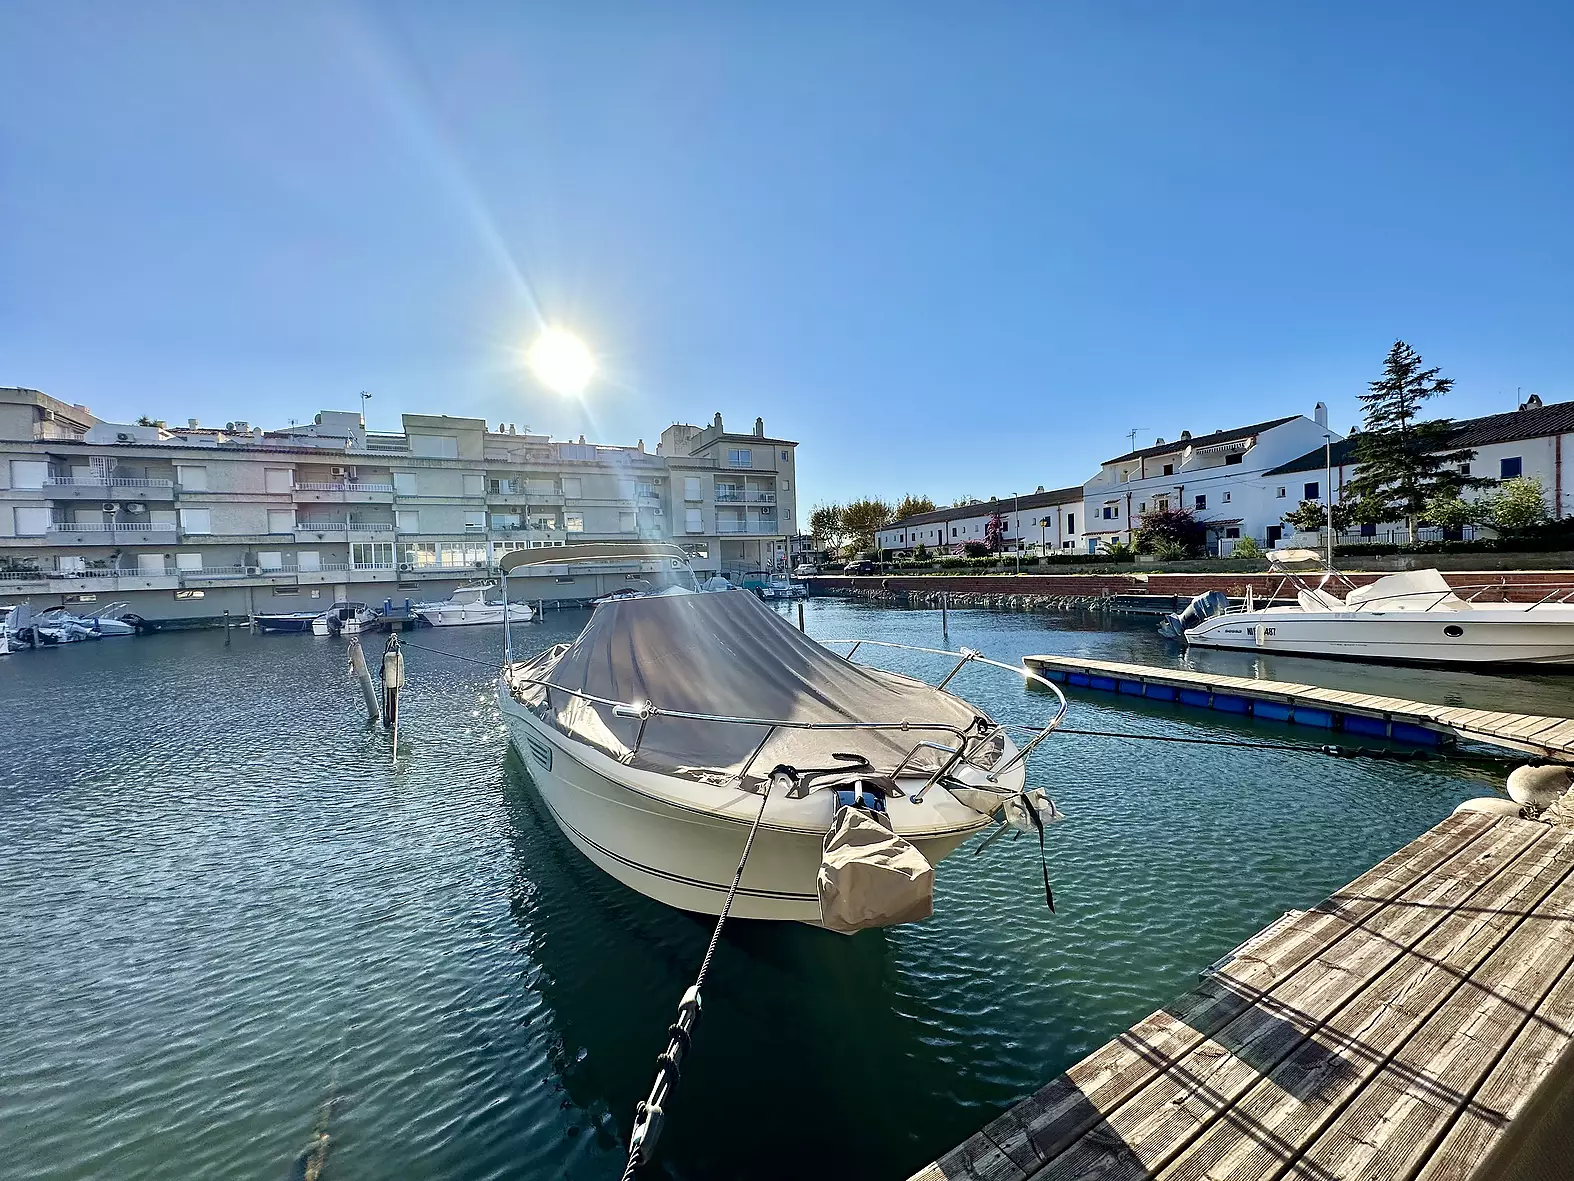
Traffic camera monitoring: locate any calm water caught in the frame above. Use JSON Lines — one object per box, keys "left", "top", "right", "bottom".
{"left": 2, "top": 601, "right": 1566, "bottom": 1181}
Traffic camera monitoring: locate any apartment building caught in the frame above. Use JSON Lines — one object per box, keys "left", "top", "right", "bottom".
{"left": 875, "top": 486, "right": 1085, "bottom": 553}
{"left": 0, "top": 388, "right": 798, "bottom": 622}
{"left": 1081, "top": 407, "right": 1339, "bottom": 553}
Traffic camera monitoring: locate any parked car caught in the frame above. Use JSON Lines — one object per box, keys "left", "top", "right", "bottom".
{"left": 793, "top": 563, "right": 818, "bottom": 577}
{"left": 845, "top": 560, "right": 875, "bottom": 574}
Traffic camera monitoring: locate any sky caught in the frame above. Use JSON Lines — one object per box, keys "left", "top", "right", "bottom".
{"left": 2, "top": 2, "right": 1572, "bottom": 509}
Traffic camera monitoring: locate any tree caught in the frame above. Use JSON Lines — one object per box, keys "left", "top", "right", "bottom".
{"left": 984, "top": 507, "right": 1007, "bottom": 552}
{"left": 135, "top": 415, "right": 158, "bottom": 427}
{"left": 1281, "top": 499, "right": 1354, "bottom": 534}
{"left": 962, "top": 540, "right": 990, "bottom": 558}
{"left": 1134, "top": 507, "right": 1207, "bottom": 556}
{"left": 808, "top": 503, "right": 845, "bottom": 549}
{"left": 839, "top": 498, "right": 892, "bottom": 552}
{"left": 1232, "top": 535, "right": 1264, "bottom": 559}
{"left": 951, "top": 495, "right": 981, "bottom": 508}
{"left": 1344, "top": 341, "right": 1489, "bottom": 529}
{"left": 893, "top": 494, "right": 937, "bottom": 521}
{"left": 1483, "top": 476, "right": 1548, "bottom": 533}
{"left": 1422, "top": 493, "right": 1479, "bottom": 532}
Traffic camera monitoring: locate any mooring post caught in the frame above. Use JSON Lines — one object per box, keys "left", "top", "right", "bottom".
{"left": 381, "top": 633, "right": 404, "bottom": 756}
{"left": 797, "top": 601, "right": 806, "bottom": 632}
{"left": 223, "top": 609, "right": 231, "bottom": 646}
{"left": 347, "top": 637, "right": 382, "bottom": 726}
{"left": 941, "top": 592, "right": 949, "bottom": 634}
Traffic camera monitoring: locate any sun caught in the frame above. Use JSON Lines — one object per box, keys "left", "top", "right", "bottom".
{"left": 526, "top": 327, "right": 596, "bottom": 396}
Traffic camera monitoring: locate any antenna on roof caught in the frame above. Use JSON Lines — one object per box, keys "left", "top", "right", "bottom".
{"left": 1125, "top": 427, "right": 1145, "bottom": 451}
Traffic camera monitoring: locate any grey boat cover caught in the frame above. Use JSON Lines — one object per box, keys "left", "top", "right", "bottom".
{"left": 818, "top": 806, "right": 934, "bottom": 934}
{"left": 520, "top": 589, "right": 990, "bottom": 783}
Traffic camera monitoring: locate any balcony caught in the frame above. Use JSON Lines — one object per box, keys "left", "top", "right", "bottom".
{"left": 715, "top": 519, "right": 780, "bottom": 535}
{"left": 293, "top": 481, "right": 396, "bottom": 504}
{"left": 715, "top": 490, "right": 743, "bottom": 502}
{"left": 0, "top": 567, "right": 182, "bottom": 591}
{"left": 744, "top": 490, "right": 776, "bottom": 504}
{"left": 41, "top": 521, "right": 178, "bottom": 544}
{"left": 41, "top": 476, "right": 176, "bottom": 501}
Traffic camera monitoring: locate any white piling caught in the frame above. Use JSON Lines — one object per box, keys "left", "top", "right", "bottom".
{"left": 347, "top": 637, "right": 382, "bottom": 726}
{"left": 381, "top": 634, "right": 405, "bottom": 755}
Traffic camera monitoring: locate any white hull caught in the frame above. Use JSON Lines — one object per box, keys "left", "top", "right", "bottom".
{"left": 497, "top": 673, "right": 1005, "bottom": 923}
{"left": 418, "top": 602, "right": 534, "bottom": 627}
{"left": 1186, "top": 608, "right": 1574, "bottom": 665}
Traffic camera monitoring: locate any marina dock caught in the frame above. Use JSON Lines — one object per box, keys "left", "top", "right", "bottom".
{"left": 1024, "top": 654, "right": 1574, "bottom": 758}
{"left": 911, "top": 808, "right": 1574, "bottom": 1181}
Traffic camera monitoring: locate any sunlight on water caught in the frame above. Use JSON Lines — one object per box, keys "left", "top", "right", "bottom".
{"left": 0, "top": 600, "right": 1538, "bottom": 1179}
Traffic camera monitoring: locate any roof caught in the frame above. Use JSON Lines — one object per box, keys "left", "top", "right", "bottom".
{"left": 1104, "top": 416, "right": 1301, "bottom": 465}
{"left": 1264, "top": 399, "right": 1574, "bottom": 476}
{"left": 882, "top": 485, "right": 1084, "bottom": 531}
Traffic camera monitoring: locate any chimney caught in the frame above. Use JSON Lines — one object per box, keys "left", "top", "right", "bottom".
{"left": 713, "top": 412, "right": 724, "bottom": 430}
{"left": 1314, "top": 401, "right": 1328, "bottom": 428}
{"left": 637, "top": 439, "right": 644, "bottom": 452}
{"left": 1155, "top": 437, "right": 1164, "bottom": 445}
{"left": 188, "top": 417, "right": 199, "bottom": 428}
{"left": 1522, "top": 393, "right": 1544, "bottom": 411}
{"left": 1180, "top": 429, "right": 1192, "bottom": 441}
{"left": 754, "top": 416, "right": 764, "bottom": 437}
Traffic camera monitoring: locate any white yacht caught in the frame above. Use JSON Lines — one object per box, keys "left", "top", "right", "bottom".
{"left": 494, "top": 543, "right": 1066, "bottom": 930}
{"left": 1176, "top": 550, "right": 1574, "bottom": 666}
{"left": 416, "top": 583, "right": 534, "bottom": 627}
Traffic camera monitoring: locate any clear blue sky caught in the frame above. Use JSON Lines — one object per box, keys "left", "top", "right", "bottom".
{"left": 2, "top": 2, "right": 1570, "bottom": 508}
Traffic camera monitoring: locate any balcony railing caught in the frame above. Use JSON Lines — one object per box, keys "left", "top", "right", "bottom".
{"left": 0, "top": 570, "right": 51, "bottom": 581}
{"left": 715, "top": 490, "right": 743, "bottom": 501}
{"left": 44, "top": 476, "right": 175, "bottom": 489}
{"left": 45, "top": 521, "right": 177, "bottom": 534}
{"left": 294, "top": 482, "right": 396, "bottom": 493}
{"left": 744, "top": 491, "right": 776, "bottom": 504}
{"left": 716, "top": 520, "right": 779, "bottom": 534}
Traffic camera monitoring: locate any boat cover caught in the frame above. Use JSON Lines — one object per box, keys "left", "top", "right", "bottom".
{"left": 817, "top": 806, "right": 934, "bottom": 934}
{"left": 1345, "top": 569, "right": 1467, "bottom": 612}
{"left": 520, "top": 589, "right": 991, "bottom": 782}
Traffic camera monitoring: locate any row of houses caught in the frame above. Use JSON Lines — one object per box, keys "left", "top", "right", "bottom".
{"left": 0, "top": 387, "right": 800, "bottom": 622}
{"left": 876, "top": 396, "right": 1573, "bottom": 555}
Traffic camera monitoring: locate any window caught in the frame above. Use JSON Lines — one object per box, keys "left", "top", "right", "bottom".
{"left": 268, "top": 510, "right": 295, "bottom": 533}
{"left": 565, "top": 513, "right": 585, "bottom": 532}
{"left": 175, "top": 552, "right": 203, "bottom": 571}
{"left": 781, "top": 450, "right": 790, "bottom": 461}
{"left": 462, "top": 473, "right": 485, "bottom": 497}
{"left": 684, "top": 476, "right": 702, "bottom": 501}
{"left": 297, "top": 551, "right": 322, "bottom": 572}
{"left": 179, "top": 508, "right": 212, "bottom": 534}
{"left": 1501, "top": 456, "right": 1523, "bottom": 479}
{"left": 396, "top": 510, "right": 420, "bottom": 532}
{"left": 463, "top": 510, "right": 486, "bottom": 530}
{"left": 619, "top": 511, "right": 637, "bottom": 533}
{"left": 175, "top": 464, "right": 207, "bottom": 491}
{"left": 174, "top": 589, "right": 205, "bottom": 600}
{"left": 1119, "top": 470, "right": 1129, "bottom": 483}
{"left": 685, "top": 508, "right": 703, "bottom": 533}
{"left": 727, "top": 448, "right": 753, "bottom": 468}
{"left": 410, "top": 433, "right": 459, "bottom": 458}
{"left": 351, "top": 542, "right": 395, "bottom": 568}
{"left": 13, "top": 506, "right": 49, "bottom": 535}
{"left": 393, "top": 471, "right": 418, "bottom": 495}
{"left": 1225, "top": 528, "right": 1240, "bottom": 538}
{"left": 1162, "top": 463, "right": 1174, "bottom": 476}
{"left": 9, "top": 460, "right": 50, "bottom": 489}
{"left": 398, "top": 542, "right": 437, "bottom": 568}
{"left": 561, "top": 477, "right": 582, "bottom": 499}
{"left": 1459, "top": 463, "right": 1471, "bottom": 476}
{"left": 1224, "top": 453, "right": 1242, "bottom": 466}
{"left": 264, "top": 467, "right": 293, "bottom": 493}
{"left": 1276, "top": 487, "right": 1286, "bottom": 498}
{"left": 1065, "top": 513, "right": 1074, "bottom": 532}
{"left": 272, "top": 587, "right": 299, "bottom": 597}
{"left": 258, "top": 551, "right": 284, "bottom": 570}
{"left": 526, "top": 478, "right": 556, "bottom": 497}
{"left": 1156, "top": 498, "right": 1168, "bottom": 511}
{"left": 491, "top": 512, "right": 523, "bottom": 530}
{"left": 636, "top": 481, "right": 655, "bottom": 500}
{"left": 951, "top": 527, "right": 958, "bottom": 537}
{"left": 136, "top": 553, "right": 165, "bottom": 573}
{"left": 1102, "top": 504, "right": 1120, "bottom": 519}
{"left": 1194, "top": 495, "right": 1206, "bottom": 510}
{"left": 1138, "top": 502, "right": 1146, "bottom": 513}
{"left": 1304, "top": 481, "right": 1320, "bottom": 501}
{"left": 528, "top": 513, "right": 555, "bottom": 530}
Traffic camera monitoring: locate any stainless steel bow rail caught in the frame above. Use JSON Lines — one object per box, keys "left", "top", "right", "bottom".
{"left": 504, "top": 639, "right": 1068, "bottom": 794}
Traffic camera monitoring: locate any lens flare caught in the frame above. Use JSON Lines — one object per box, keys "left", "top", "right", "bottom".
{"left": 526, "top": 328, "right": 596, "bottom": 396}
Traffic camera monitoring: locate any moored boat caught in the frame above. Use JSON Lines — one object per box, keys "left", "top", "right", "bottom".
{"left": 495, "top": 542, "right": 1066, "bottom": 929}
{"left": 415, "top": 583, "right": 533, "bottom": 627}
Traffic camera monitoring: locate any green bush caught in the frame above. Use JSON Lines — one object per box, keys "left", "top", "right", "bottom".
{"left": 1232, "top": 536, "right": 1263, "bottom": 559}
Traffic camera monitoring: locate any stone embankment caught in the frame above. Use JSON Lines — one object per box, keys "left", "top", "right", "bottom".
{"left": 827, "top": 585, "right": 1113, "bottom": 611}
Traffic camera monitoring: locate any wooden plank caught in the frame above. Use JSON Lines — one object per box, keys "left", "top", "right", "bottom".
{"left": 1493, "top": 715, "right": 1572, "bottom": 742}
{"left": 1285, "top": 836, "right": 1574, "bottom": 1180}
{"left": 961, "top": 814, "right": 1495, "bottom": 1177}
{"left": 1414, "top": 881, "right": 1574, "bottom": 1179}
{"left": 928, "top": 1134, "right": 1029, "bottom": 1181}
{"left": 1015, "top": 818, "right": 1538, "bottom": 1181}
{"left": 1531, "top": 719, "right": 1574, "bottom": 750}
{"left": 1153, "top": 824, "right": 1574, "bottom": 1181}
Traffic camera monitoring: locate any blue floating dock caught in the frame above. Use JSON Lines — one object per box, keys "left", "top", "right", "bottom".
{"left": 1023, "top": 654, "right": 1574, "bottom": 756}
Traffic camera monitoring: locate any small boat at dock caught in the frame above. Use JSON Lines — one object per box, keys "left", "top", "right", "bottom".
{"left": 415, "top": 583, "right": 533, "bottom": 627}
{"left": 495, "top": 542, "right": 1066, "bottom": 930}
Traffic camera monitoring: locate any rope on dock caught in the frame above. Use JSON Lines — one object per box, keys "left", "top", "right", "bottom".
{"left": 619, "top": 779, "right": 774, "bottom": 1181}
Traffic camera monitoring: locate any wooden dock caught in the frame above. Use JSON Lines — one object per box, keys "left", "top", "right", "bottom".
{"left": 911, "top": 809, "right": 1574, "bottom": 1181}
{"left": 1023, "top": 654, "right": 1574, "bottom": 757}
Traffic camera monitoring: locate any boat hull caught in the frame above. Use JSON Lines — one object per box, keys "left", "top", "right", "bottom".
{"left": 254, "top": 615, "right": 318, "bottom": 634}
{"left": 1186, "top": 610, "right": 1574, "bottom": 665}
{"left": 498, "top": 678, "right": 998, "bottom": 924}
{"left": 417, "top": 603, "right": 534, "bottom": 627}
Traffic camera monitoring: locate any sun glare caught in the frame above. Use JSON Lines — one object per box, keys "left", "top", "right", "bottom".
{"left": 526, "top": 327, "right": 596, "bottom": 396}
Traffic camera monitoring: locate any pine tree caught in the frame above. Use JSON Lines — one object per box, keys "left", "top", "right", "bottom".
{"left": 1344, "top": 341, "right": 1489, "bottom": 530}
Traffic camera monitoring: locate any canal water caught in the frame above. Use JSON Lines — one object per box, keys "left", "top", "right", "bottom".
{"left": 1, "top": 600, "right": 1567, "bottom": 1181}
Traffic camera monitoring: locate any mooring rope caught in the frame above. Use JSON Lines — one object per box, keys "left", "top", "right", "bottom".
{"left": 390, "top": 639, "right": 498, "bottom": 667}
{"left": 619, "top": 780, "right": 774, "bottom": 1181}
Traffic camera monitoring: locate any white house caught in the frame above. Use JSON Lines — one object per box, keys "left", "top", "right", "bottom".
{"left": 875, "top": 485, "right": 1085, "bottom": 553}
{"left": 1081, "top": 406, "right": 1341, "bottom": 553}
{"left": 1262, "top": 394, "right": 1574, "bottom": 543}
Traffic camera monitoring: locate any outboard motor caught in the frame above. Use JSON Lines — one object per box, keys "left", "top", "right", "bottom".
{"left": 1158, "top": 589, "right": 1230, "bottom": 641}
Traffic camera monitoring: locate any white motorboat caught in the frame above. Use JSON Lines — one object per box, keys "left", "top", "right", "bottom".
{"left": 1174, "top": 549, "right": 1574, "bottom": 666}
{"left": 416, "top": 582, "right": 534, "bottom": 628}
{"left": 495, "top": 543, "right": 1066, "bottom": 929}
{"left": 309, "top": 601, "right": 379, "bottom": 637}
